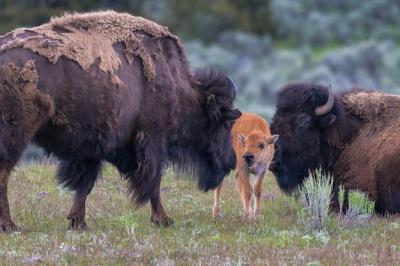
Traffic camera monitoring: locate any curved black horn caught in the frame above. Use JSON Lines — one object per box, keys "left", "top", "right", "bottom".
{"left": 226, "top": 76, "right": 237, "bottom": 97}
{"left": 315, "top": 85, "right": 334, "bottom": 116}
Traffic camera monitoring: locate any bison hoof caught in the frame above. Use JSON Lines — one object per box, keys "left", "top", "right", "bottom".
{"left": 0, "top": 219, "right": 20, "bottom": 232}
{"left": 151, "top": 214, "right": 174, "bottom": 227}
{"left": 68, "top": 216, "right": 87, "bottom": 230}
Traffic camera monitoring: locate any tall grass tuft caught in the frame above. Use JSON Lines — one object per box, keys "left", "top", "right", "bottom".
{"left": 298, "top": 169, "right": 333, "bottom": 231}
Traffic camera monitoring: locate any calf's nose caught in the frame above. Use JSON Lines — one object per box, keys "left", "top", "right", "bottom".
{"left": 243, "top": 153, "right": 254, "bottom": 165}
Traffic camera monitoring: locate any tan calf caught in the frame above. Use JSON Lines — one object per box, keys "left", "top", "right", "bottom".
{"left": 213, "top": 112, "right": 278, "bottom": 220}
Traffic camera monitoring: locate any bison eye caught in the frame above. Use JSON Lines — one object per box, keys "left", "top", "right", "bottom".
{"left": 296, "top": 114, "right": 311, "bottom": 128}
{"left": 258, "top": 143, "right": 265, "bottom": 149}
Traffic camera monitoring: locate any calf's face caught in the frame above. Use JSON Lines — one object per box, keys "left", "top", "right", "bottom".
{"left": 239, "top": 132, "right": 279, "bottom": 176}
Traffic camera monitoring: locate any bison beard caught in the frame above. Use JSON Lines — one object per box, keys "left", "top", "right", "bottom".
{"left": 270, "top": 82, "right": 400, "bottom": 214}
{"left": 0, "top": 11, "right": 240, "bottom": 231}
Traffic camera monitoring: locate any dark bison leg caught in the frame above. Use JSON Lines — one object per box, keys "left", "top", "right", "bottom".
{"left": 0, "top": 168, "right": 20, "bottom": 231}
{"left": 126, "top": 132, "right": 173, "bottom": 226}
{"left": 150, "top": 179, "right": 174, "bottom": 226}
{"left": 57, "top": 159, "right": 101, "bottom": 230}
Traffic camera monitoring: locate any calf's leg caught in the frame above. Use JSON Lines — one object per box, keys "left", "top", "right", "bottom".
{"left": 212, "top": 182, "right": 223, "bottom": 218}
{"left": 252, "top": 170, "right": 266, "bottom": 216}
{"left": 236, "top": 170, "right": 253, "bottom": 220}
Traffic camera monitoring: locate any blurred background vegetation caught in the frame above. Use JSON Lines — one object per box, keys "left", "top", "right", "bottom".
{"left": 1, "top": 0, "right": 400, "bottom": 159}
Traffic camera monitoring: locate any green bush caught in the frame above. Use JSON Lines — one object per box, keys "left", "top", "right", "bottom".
{"left": 342, "top": 190, "right": 375, "bottom": 227}
{"left": 298, "top": 169, "right": 333, "bottom": 231}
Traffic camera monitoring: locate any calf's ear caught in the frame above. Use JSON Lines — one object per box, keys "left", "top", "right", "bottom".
{"left": 317, "top": 113, "right": 336, "bottom": 128}
{"left": 268, "top": 134, "right": 279, "bottom": 144}
{"left": 238, "top": 134, "right": 246, "bottom": 145}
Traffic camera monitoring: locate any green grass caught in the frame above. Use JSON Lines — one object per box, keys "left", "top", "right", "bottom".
{"left": 1, "top": 162, "right": 400, "bottom": 265}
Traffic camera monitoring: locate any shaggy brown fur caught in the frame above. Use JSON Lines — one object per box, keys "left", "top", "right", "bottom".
{"left": 270, "top": 83, "right": 400, "bottom": 214}
{"left": 0, "top": 61, "right": 54, "bottom": 231}
{"left": 335, "top": 91, "right": 400, "bottom": 205}
{"left": 0, "top": 10, "right": 181, "bottom": 81}
{"left": 0, "top": 12, "right": 240, "bottom": 231}
{"left": 213, "top": 113, "right": 278, "bottom": 220}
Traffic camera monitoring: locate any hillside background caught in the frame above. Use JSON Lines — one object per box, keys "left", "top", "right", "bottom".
{"left": 1, "top": 0, "right": 399, "bottom": 159}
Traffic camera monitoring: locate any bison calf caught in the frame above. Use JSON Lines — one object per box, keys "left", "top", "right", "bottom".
{"left": 213, "top": 113, "right": 278, "bottom": 220}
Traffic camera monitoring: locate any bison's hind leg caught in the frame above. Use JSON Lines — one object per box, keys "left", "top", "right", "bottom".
{"left": 57, "top": 158, "right": 101, "bottom": 230}
{"left": 0, "top": 61, "right": 54, "bottom": 231}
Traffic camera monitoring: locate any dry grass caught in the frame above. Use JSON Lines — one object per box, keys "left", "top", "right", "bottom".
{"left": 1, "top": 162, "right": 400, "bottom": 265}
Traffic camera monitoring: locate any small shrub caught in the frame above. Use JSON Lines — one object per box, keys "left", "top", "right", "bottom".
{"left": 342, "top": 190, "right": 374, "bottom": 227}
{"left": 298, "top": 169, "right": 333, "bottom": 231}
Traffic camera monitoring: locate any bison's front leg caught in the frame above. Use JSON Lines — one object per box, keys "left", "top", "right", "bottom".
{"left": 131, "top": 132, "right": 174, "bottom": 227}
{"left": 150, "top": 180, "right": 174, "bottom": 227}
{"left": 67, "top": 192, "right": 90, "bottom": 230}
{"left": 0, "top": 169, "right": 20, "bottom": 231}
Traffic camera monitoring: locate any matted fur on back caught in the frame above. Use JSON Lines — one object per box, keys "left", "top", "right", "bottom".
{"left": 0, "top": 10, "right": 182, "bottom": 82}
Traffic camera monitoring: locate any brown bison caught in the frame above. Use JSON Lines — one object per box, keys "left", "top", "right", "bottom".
{"left": 0, "top": 11, "right": 241, "bottom": 231}
{"left": 269, "top": 82, "right": 400, "bottom": 214}
{"left": 213, "top": 112, "right": 278, "bottom": 220}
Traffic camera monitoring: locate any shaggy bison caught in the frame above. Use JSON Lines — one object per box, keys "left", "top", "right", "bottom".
{"left": 0, "top": 11, "right": 240, "bottom": 231}
{"left": 213, "top": 113, "right": 278, "bottom": 220}
{"left": 269, "top": 82, "right": 400, "bottom": 214}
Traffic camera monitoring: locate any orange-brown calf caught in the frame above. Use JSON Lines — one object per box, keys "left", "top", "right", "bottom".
{"left": 213, "top": 112, "right": 278, "bottom": 220}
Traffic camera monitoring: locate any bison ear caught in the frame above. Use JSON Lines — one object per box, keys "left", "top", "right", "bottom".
{"left": 205, "top": 93, "right": 222, "bottom": 123}
{"left": 238, "top": 134, "right": 246, "bottom": 145}
{"left": 226, "top": 109, "right": 241, "bottom": 121}
{"left": 268, "top": 134, "right": 279, "bottom": 144}
{"left": 317, "top": 113, "right": 336, "bottom": 128}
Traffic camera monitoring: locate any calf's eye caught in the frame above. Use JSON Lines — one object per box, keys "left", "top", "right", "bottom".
{"left": 258, "top": 143, "right": 265, "bottom": 149}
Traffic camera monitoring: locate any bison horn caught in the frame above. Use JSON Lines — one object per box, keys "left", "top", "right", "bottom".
{"left": 226, "top": 77, "right": 237, "bottom": 97}
{"left": 315, "top": 85, "right": 334, "bottom": 116}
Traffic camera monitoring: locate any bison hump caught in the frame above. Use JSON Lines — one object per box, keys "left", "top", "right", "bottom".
{"left": 0, "top": 10, "right": 180, "bottom": 82}
{"left": 343, "top": 90, "right": 400, "bottom": 121}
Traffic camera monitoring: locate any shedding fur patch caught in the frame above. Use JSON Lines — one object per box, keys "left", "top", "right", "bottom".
{"left": 343, "top": 90, "right": 400, "bottom": 121}
{"left": 0, "top": 60, "right": 54, "bottom": 152}
{"left": 0, "top": 10, "right": 179, "bottom": 81}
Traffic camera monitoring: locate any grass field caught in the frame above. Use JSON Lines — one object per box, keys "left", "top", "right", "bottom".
{"left": 1, "top": 162, "right": 400, "bottom": 265}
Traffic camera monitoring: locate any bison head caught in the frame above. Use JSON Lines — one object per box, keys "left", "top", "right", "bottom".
{"left": 269, "top": 82, "right": 339, "bottom": 194}
{"left": 193, "top": 69, "right": 241, "bottom": 191}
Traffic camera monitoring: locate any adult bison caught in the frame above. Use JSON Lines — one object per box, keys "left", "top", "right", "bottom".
{"left": 269, "top": 82, "right": 400, "bottom": 214}
{"left": 0, "top": 11, "right": 240, "bottom": 231}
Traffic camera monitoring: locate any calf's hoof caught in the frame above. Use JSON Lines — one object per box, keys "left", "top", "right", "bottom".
{"left": 212, "top": 206, "right": 221, "bottom": 218}
{"left": 243, "top": 211, "right": 255, "bottom": 222}
{"left": 68, "top": 215, "right": 87, "bottom": 230}
{"left": 151, "top": 214, "right": 174, "bottom": 227}
{"left": 0, "top": 219, "right": 20, "bottom": 232}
